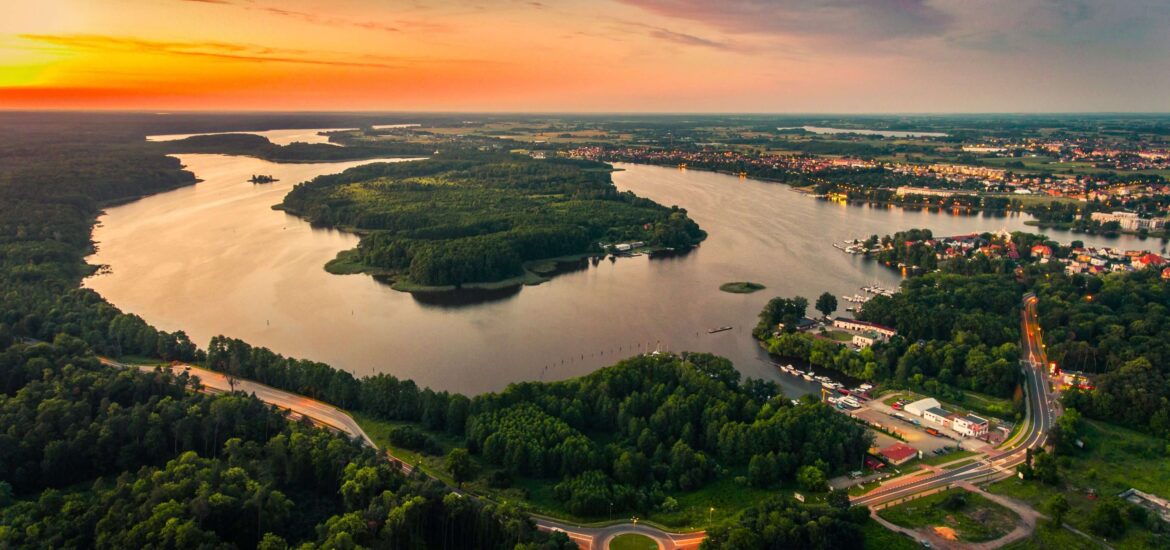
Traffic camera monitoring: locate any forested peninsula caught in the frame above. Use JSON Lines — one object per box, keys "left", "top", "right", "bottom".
{"left": 160, "top": 132, "right": 433, "bottom": 162}
{"left": 279, "top": 151, "right": 706, "bottom": 290}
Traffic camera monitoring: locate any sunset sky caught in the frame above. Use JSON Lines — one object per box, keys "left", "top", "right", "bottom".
{"left": 2, "top": 0, "right": 1168, "bottom": 112}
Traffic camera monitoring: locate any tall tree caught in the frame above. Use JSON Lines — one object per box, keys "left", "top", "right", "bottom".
{"left": 815, "top": 292, "right": 838, "bottom": 319}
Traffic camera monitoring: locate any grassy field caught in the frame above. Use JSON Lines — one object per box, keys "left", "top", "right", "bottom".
{"left": 824, "top": 330, "right": 855, "bottom": 343}
{"left": 878, "top": 488, "right": 1020, "bottom": 543}
{"left": 942, "top": 458, "right": 980, "bottom": 470}
{"left": 609, "top": 533, "right": 658, "bottom": 550}
{"left": 719, "top": 281, "right": 766, "bottom": 294}
{"left": 989, "top": 419, "right": 1170, "bottom": 549}
{"left": 1000, "top": 525, "right": 1100, "bottom": 550}
{"left": 882, "top": 389, "right": 1018, "bottom": 422}
{"left": 862, "top": 519, "right": 921, "bottom": 550}
{"left": 640, "top": 470, "right": 780, "bottom": 530}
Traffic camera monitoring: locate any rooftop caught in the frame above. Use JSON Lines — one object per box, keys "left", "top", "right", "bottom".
{"left": 879, "top": 443, "right": 918, "bottom": 462}
{"left": 924, "top": 406, "right": 951, "bottom": 418}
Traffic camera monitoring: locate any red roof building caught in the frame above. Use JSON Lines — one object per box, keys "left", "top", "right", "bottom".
{"left": 879, "top": 443, "right": 919, "bottom": 465}
{"left": 1137, "top": 253, "right": 1166, "bottom": 268}
{"left": 1031, "top": 245, "right": 1052, "bottom": 257}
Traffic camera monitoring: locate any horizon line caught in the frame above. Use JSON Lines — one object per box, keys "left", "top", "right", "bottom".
{"left": 4, "top": 108, "right": 1170, "bottom": 117}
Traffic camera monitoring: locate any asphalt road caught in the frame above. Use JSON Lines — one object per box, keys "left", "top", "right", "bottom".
{"left": 852, "top": 294, "right": 1058, "bottom": 508}
{"left": 97, "top": 358, "right": 377, "bottom": 446}
{"left": 533, "top": 519, "right": 706, "bottom": 550}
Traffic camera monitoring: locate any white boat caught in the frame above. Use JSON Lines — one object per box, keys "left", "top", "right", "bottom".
{"left": 841, "top": 397, "right": 861, "bottom": 408}
{"left": 802, "top": 373, "right": 815, "bottom": 381}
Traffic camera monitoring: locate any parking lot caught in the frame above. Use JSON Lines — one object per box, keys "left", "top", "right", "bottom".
{"left": 851, "top": 406, "right": 961, "bottom": 455}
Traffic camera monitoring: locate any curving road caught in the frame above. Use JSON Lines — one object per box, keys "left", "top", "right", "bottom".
{"left": 852, "top": 293, "right": 1058, "bottom": 509}
{"left": 98, "top": 358, "right": 377, "bottom": 446}
{"left": 533, "top": 519, "right": 706, "bottom": 550}
{"left": 98, "top": 356, "right": 693, "bottom": 549}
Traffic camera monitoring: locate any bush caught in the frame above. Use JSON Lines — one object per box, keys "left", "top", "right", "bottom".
{"left": 1089, "top": 499, "right": 1126, "bottom": 539}
{"left": 940, "top": 491, "right": 968, "bottom": 511}
{"left": 387, "top": 425, "right": 442, "bottom": 455}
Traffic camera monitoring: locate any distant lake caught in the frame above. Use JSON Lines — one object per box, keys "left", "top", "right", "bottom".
{"left": 778, "top": 126, "right": 950, "bottom": 138}
{"left": 86, "top": 137, "right": 1150, "bottom": 395}
{"left": 147, "top": 127, "right": 357, "bottom": 146}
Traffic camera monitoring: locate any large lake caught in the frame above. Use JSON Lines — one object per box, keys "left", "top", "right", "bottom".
{"left": 86, "top": 145, "right": 1148, "bottom": 395}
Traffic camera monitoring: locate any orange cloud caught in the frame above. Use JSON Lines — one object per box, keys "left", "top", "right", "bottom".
{"left": 18, "top": 34, "right": 407, "bottom": 69}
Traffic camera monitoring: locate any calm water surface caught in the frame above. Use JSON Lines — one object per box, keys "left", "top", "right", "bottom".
{"left": 147, "top": 128, "right": 354, "bottom": 146}
{"left": 85, "top": 151, "right": 1147, "bottom": 395}
{"left": 778, "top": 126, "right": 949, "bottom": 138}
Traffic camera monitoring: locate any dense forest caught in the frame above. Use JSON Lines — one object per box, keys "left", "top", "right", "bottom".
{"left": 0, "top": 340, "right": 573, "bottom": 549}
{"left": 1037, "top": 269, "right": 1170, "bottom": 437}
{"left": 280, "top": 150, "right": 705, "bottom": 287}
{"left": 203, "top": 340, "right": 872, "bottom": 517}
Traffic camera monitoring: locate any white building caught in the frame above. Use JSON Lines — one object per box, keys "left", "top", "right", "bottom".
{"left": 1090, "top": 211, "right": 1168, "bottom": 232}
{"left": 923, "top": 406, "right": 952, "bottom": 427}
{"left": 952, "top": 415, "right": 989, "bottom": 438}
{"left": 904, "top": 398, "right": 941, "bottom": 418}
{"left": 852, "top": 334, "right": 878, "bottom": 348}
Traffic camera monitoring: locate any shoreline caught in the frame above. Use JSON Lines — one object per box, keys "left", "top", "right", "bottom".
{"left": 1022, "top": 219, "right": 1166, "bottom": 240}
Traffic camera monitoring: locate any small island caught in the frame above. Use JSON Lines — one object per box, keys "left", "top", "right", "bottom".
{"left": 249, "top": 174, "right": 278, "bottom": 184}
{"left": 279, "top": 150, "right": 706, "bottom": 292}
{"left": 720, "top": 281, "right": 766, "bottom": 294}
